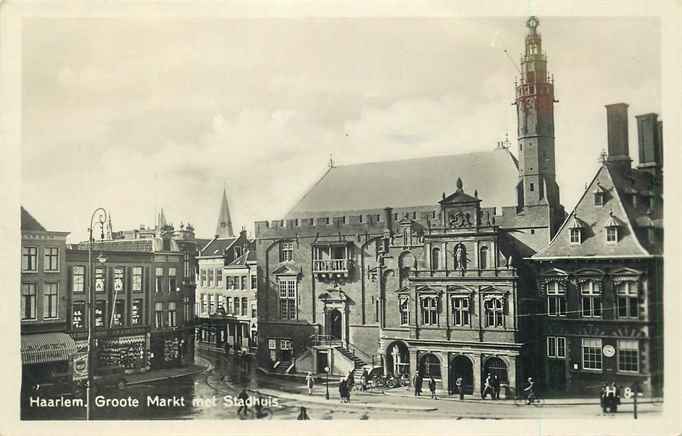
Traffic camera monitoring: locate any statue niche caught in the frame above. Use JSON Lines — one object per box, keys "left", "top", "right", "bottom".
{"left": 454, "top": 243, "right": 467, "bottom": 270}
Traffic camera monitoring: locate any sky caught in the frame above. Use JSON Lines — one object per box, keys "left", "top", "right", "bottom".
{"left": 21, "top": 16, "right": 661, "bottom": 242}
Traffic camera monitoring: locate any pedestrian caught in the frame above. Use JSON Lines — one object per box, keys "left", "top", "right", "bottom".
{"left": 297, "top": 406, "right": 311, "bottom": 420}
{"left": 361, "top": 368, "right": 369, "bottom": 392}
{"left": 347, "top": 370, "right": 355, "bottom": 392}
{"left": 482, "top": 373, "right": 492, "bottom": 399}
{"left": 523, "top": 377, "right": 536, "bottom": 405}
{"left": 339, "top": 377, "right": 347, "bottom": 403}
{"left": 237, "top": 387, "right": 250, "bottom": 417}
{"left": 429, "top": 377, "right": 438, "bottom": 400}
{"left": 455, "top": 376, "right": 464, "bottom": 400}
{"left": 305, "top": 371, "right": 315, "bottom": 396}
{"left": 414, "top": 371, "right": 423, "bottom": 397}
{"left": 599, "top": 384, "right": 607, "bottom": 413}
{"left": 492, "top": 375, "right": 501, "bottom": 400}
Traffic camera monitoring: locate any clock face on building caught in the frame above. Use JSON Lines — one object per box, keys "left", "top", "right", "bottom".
{"left": 602, "top": 344, "right": 616, "bottom": 358}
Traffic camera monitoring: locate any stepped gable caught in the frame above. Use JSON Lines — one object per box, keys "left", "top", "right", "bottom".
{"left": 533, "top": 162, "right": 660, "bottom": 259}
{"left": 285, "top": 148, "right": 518, "bottom": 218}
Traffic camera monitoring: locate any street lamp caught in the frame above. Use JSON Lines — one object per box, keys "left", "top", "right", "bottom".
{"left": 324, "top": 366, "right": 330, "bottom": 400}
{"left": 86, "top": 208, "right": 109, "bottom": 421}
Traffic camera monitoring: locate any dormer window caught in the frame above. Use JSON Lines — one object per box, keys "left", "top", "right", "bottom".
{"left": 568, "top": 215, "right": 585, "bottom": 244}
{"left": 605, "top": 210, "right": 619, "bottom": 244}
{"left": 593, "top": 182, "right": 607, "bottom": 206}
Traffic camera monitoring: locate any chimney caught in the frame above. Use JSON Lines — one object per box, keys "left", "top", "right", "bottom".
{"left": 605, "top": 103, "right": 631, "bottom": 167}
{"left": 384, "top": 207, "right": 393, "bottom": 235}
{"left": 635, "top": 113, "right": 662, "bottom": 174}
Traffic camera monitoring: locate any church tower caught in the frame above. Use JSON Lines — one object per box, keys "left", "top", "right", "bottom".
{"left": 515, "top": 16, "right": 560, "bottom": 212}
{"left": 215, "top": 188, "right": 234, "bottom": 238}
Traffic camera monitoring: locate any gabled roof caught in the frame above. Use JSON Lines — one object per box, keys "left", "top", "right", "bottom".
{"left": 440, "top": 190, "right": 480, "bottom": 205}
{"left": 533, "top": 163, "right": 661, "bottom": 259}
{"left": 285, "top": 148, "right": 518, "bottom": 217}
{"left": 199, "top": 237, "right": 237, "bottom": 257}
{"left": 21, "top": 207, "right": 46, "bottom": 231}
{"left": 272, "top": 263, "right": 299, "bottom": 275}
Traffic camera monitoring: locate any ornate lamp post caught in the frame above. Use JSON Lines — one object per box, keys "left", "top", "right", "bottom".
{"left": 86, "top": 208, "right": 109, "bottom": 421}
{"left": 324, "top": 366, "right": 330, "bottom": 400}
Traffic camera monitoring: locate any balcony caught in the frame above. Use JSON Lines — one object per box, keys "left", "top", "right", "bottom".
{"left": 312, "top": 259, "right": 350, "bottom": 280}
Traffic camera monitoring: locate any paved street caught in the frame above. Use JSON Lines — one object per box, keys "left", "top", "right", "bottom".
{"left": 20, "top": 349, "right": 664, "bottom": 420}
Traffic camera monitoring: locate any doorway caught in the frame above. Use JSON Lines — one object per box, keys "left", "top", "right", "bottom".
{"left": 450, "top": 355, "right": 474, "bottom": 394}
{"left": 483, "top": 357, "right": 508, "bottom": 389}
{"left": 328, "top": 309, "right": 342, "bottom": 340}
{"left": 547, "top": 359, "right": 566, "bottom": 391}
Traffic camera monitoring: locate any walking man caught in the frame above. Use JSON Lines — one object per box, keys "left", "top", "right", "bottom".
{"left": 428, "top": 376, "right": 438, "bottom": 400}
{"left": 361, "top": 368, "right": 369, "bottom": 392}
{"left": 305, "top": 371, "right": 315, "bottom": 396}
{"left": 492, "top": 375, "right": 501, "bottom": 400}
{"left": 455, "top": 376, "right": 464, "bottom": 400}
{"left": 482, "top": 373, "right": 493, "bottom": 399}
{"left": 339, "top": 377, "right": 347, "bottom": 403}
{"left": 413, "top": 371, "right": 422, "bottom": 397}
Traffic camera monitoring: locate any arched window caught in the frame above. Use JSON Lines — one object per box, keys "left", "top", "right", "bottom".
{"left": 431, "top": 247, "right": 440, "bottom": 270}
{"left": 479, "top": 246, "right": 488, "bottom": 270}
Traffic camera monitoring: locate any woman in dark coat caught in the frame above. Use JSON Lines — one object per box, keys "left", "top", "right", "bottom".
{"left": 338, "top": 377, "right": 347, "bottom": 403}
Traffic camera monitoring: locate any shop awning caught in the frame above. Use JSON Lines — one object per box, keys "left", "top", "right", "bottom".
{"left": 21, "top": 333, "right": 77, "bottom": 365}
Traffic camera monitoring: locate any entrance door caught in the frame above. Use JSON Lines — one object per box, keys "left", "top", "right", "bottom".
{"left": 329, "top": 309, "right": 342, "bottom": 340}
{"left": 547, "top": 359, "right": 566, "bottom": 391}
{"left": 450, "top": 355, "right": 474, "bottom": 394}
{"left": 483, "top": 357, "right": 508, "bottom": 388}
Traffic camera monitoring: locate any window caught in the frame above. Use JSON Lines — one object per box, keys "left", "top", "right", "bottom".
{"left": 606, "top": 226, "right": 618, "bottom": 243}
{"left": 279, "top": 241, "right": 294, "bottom": 262}
{"left": 582, "top": 338, "right": 602, "bottom": 370}
{"left": 217, "top": 295, "right": 225, "bottom": 312}
{"left": 132, "top": 267, "right": 143, "bottom": 292}
{"left": 131, "top": 299, "right": 143, "bottom": 325}
{"left": 200, "top": 269, "right": 206, "bottom": 287}
{"left": 44, "top": 247, "right": 59, "bottom": 272}
{"left": 452, "top": 297, "right": 470, "bottom": 326}
{"left": 235, "top": 246, "right": 242, "bottom": 258}
{"left": 280, "top": 339, "right": 293, "bottom": 350}
{"left": 169, "top": 267, "right": 177, "bottom": 292}
{"left": 233, "top": 297, "right": 240, "bottom": 315}
{"left": 226, "top": 296, "right": 232, "bottom": 314}
{"left": 72, "top": 266, "right": 85, "bottom": 293}
{"left": 22, "top": 247, "right": 38, "bottom": 272}
{"left": 484, "top": 298, "right": 504, "bottom": 327}
{"left": 251, "top": 275, "right": 257, "bottom": 290}
{"left": 95, "top": 300, "right": 106, "bottom": 328}
{"left": 546, "top": 281, "right": 567, "bottom": 317}
{"left": 184, "top": 296, "right": 191, "bottom": 322}
{"left": 278, "top": 278, "right": 297, "bottom": 320}
{"left": 112, "top": 300, "right": 124, "bottom": 326}
{"left": 155, "top": 267, "right": 164, "bottom": 293}
{"left": 617, "top": 340, "right": 639, "bottom": 373}
{"left": 43, "top": 283, "right": 58, "bottom": 319}
{"left": 95, "top": 267, "right": 105, "bottom": 292}
{"left": 168, "top": 302, "right": 177, "bottom": 327}
{"left": 184, "top": 252, "right": 191, "bottom": 282}
{"left": 431, "top": 248, "right": 440, "bottom": 270}
{"left": 547, "top": 336, "right": 566, "bottom": 359}
{"left": 241, "top": 276, "right": 247, "bottom": 290}
{"left": 72, "top": 302, "right": 85, "bottom": 329}
{"left": 154, "top": 302, "right": 164, "bottom": 328}
{"left": 570, "top": 228, "right": 581, "bottom": 244}
{"left": 421, "top": 354, "right": 441, "bottom": 378}
{"left": 420, "top": 296, "right": 438, "bottom": 326}
{"left": 580, "top": 280, "right": 602, "bottom": 318}
{"left": 399, "top": 296, "right": 409, "bottom": 325}
{"left": 216, "top": 269, "right": 223, "bottom": 288}
{"left": 251, "top": 302, "right": 257, "bottom": 318}
{"left": 594, "top": 192, "right": 604, "bottom": 206}
{"left": 113, "top": 267, "right": 125, "bottom": 292}
{"left": 209, "top": 294, "right": 216, "bottom": 314}
{"left": 241, "top": 297, "right": 248, "bottom": 316}
{"left": 616, "top": 281, "right": 639, "bottom": 319}
{"left": 479, "top": 246, "right": 488, "bottom": 270}
{"left": 207, "top": 269, "right": 214, "bottom": 287}
{"left": 529, "top": 183, "right": 535, "bottom": 192}
{"left": 21, "top": 283, "right": 36, "bottom": 320}
{"left": 201, "top": 294, "right": 208, "bottom": 314}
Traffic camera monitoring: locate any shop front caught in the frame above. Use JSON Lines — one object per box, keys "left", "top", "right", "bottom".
{"left": 150, "top": 331, "right": 189, "bottom": 369}
{"left": 21, "top": 333, "right": 78, "bottom": 393}
{"left": 96, "top": 334, "right": 149, "bottom": 374}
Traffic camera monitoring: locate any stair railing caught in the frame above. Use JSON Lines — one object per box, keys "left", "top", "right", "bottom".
{"left": 345, "top": 342, "right": 380, "bottom": 367}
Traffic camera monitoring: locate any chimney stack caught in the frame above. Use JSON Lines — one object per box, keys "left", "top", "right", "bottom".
{"left": 384, "top": 207, "right": 393, "bottom": 235}
{"left": 635, "top": 113, "right": 662, "bottom": 174}
{"left": 605, "top": 103, "right": 631, "bottom": 167}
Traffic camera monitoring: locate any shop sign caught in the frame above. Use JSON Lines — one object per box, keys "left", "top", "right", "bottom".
{"left": 72, "top": 352, "right": 88, "bottom": 382}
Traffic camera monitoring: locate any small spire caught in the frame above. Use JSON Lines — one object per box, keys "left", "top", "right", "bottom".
{"left": 456, "top": 177, "right": 463, "bottom": 192}
{"left": 328, "top": 153, "right": 335, "bottom": 169}
{"left": 215, "top": 187, "right": 234, "bottom": 238}
{"left": 474, "top": 189, "right": 478, "bottom": 198}
{"left": 599, "top": 149, "right": 608, "bottom": 164}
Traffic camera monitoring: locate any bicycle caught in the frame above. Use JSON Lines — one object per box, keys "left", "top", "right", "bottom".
{"left": 514, "top": 391, "right": 544, "bottom": 407}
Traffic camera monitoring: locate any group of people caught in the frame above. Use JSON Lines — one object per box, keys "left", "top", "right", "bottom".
{"left": 599, "top": 382, "right": 621, "bottom": 413}
{"left": 481, "top": 373, "right": 503, "bottom": 400}
{"left": 412, "top": 371, "right": 439, "bottom": 399}
{"left": 304, "top": 370, "right": 356, "bottom": 402}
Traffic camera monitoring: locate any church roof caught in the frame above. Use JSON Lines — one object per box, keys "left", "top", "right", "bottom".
{"left": 285, "top": 148, "right": 519, "bottom": 217}
{"left": 200, "top": 237, "right": 237, "bottom": 257}
{"left": 533, "top": 162, "right": 662, "bottom": 259}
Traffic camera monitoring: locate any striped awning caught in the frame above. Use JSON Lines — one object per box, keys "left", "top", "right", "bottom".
{"left": 21, "top": 333, "right": 77, "bottom": 365}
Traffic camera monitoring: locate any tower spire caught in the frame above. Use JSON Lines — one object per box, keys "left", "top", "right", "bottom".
{"left": 215, "top": 187, "right": 234, "bottom": 238}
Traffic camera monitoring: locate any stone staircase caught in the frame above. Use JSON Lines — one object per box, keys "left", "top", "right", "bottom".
{"left": 271, "top": 360, "right": 292, "bottom": 374}
{"left": 335, "top": 346, "right": 370, "bottom": 381}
